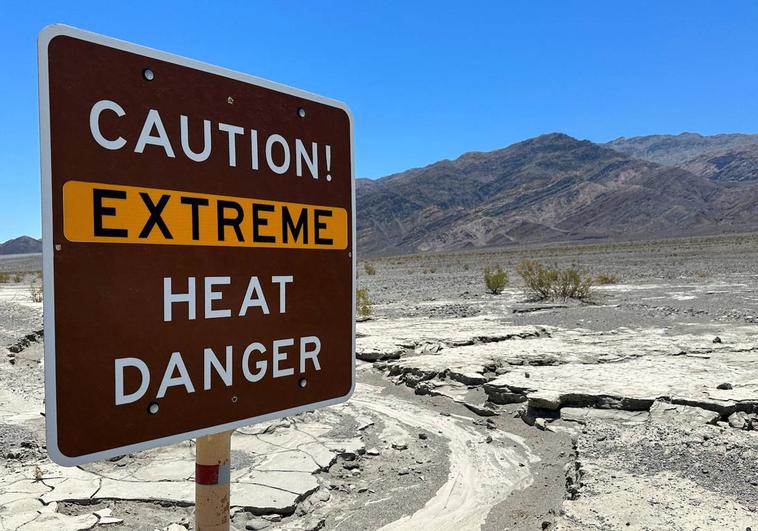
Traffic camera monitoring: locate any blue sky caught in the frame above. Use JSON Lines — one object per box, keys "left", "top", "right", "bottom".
{"left": 2, "top": 1, "right": 758, "bottom": 241}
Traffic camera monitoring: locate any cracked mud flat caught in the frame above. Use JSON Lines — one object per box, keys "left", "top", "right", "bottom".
{"left": 2, "top": 233, "right": 758, "bottom": 530}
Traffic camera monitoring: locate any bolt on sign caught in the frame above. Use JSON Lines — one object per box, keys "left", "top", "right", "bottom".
{"left": 38, "top": 25, "right": 355, "bottom": 466}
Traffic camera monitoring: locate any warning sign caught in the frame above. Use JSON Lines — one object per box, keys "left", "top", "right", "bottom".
{"left": 38, "top": 25, "right": 355, "bottom": 465}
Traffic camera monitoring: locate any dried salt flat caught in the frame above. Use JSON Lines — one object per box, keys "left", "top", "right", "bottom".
{"left": 0, "top": 415, "right": 366, "bottom": 522}
{"left": 356, "top": 315, "right": 545, "bottom": 362}
{"left": 486, "top": 350, "right": 758, "bottom": 412}
{"left": 370, "top": 321, "right": 758, "bottom": 399}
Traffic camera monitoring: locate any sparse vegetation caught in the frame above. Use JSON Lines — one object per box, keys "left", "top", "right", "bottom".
{"left": 363, "top": 262, "right": 376, "bottom": 276}
{"left": 0, "top": 272, "right": 24, "bottom": 283}
{"left": 595, "top": 273, "right": 618, "bottom": 285}
{"left": 30, "top": 281, "right": 43, "bottom": 303}
{"left": 356, "top": 288, "right": 372, "bottom": 319}
{"left": 517, "top": 260, "right": 593, "bottom": 301}
{"left": 483, "top": 266, "right": 508, "bottom": 294}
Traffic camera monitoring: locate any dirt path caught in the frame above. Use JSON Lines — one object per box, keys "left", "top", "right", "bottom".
{"left": 351, "top": 383, "right": 536, "bottom": 530}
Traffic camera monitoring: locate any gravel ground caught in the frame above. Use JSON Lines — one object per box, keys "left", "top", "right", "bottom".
{"left": 1, "top": 234, "right": 757, "bottom": 530}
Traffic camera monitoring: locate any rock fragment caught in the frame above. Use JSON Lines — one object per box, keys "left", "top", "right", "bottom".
{"left": 648, "top": 401, "right": 720, "bottom": 425}
{"left": 245, "top": 518, "right": 271, "bottom": 530}
{"left": 728, "top": 412, "right": 753, "bottom": 430}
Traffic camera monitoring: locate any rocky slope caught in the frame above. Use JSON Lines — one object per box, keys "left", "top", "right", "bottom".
{"left": 357, "top": 133, "right": 758, "bottom": 256}
{"left": 679, "top": 143, "right": 758, "bottom": 183}
{"left": 606, "top": 132, "right": 758, "bottom": 167}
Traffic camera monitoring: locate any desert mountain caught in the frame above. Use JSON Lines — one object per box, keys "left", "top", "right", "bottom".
{"left": 0, "top": 236, "right": 42, "bottom": 255}
{"left": 679, "top": 144, "right": 758, "bottom": 183}
{"left": 605, "top": 132, "right": 758, "bottom": 167}
{"left": 357, "top": 133, "right": 758, "bottom": 256}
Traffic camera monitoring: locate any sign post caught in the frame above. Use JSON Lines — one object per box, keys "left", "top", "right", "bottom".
{"left": 38, "top": 25, "right": 355, "bottom": 529}
{"left": 195, "top": 431, "right": 233, "bottom": 531}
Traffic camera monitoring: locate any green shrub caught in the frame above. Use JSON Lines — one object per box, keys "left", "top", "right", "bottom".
{"left": 595, "top": 273, "right": 618, "bottom": 285}
{"left": 0, "top": 273, "right": 10, "bottom": 283}
{"left": 483, "top": 266, "right": 508, "bottom": 294}
{"left": 363, "top": 262, "right": 376, "bottom": 276}
{"left": 356, "top": 288, "right": 372, "bottom": 318}
{"left": 517, "top": 260, "right": 593, "bottom": 301}
{"left": 13, "top": 273, "right": 23, "bottom": 283}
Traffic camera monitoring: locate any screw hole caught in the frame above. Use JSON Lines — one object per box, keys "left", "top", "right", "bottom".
{"left": 297, "top": 107, "right": 306, "bottom": 118}
{"left": 299, "top": 378, "right": 308, "bottom": 388}
{"left": 227, "top": 96, "right": 234, "bottom": 104}
{"left": 147, "top": 401, "right": 159, "bottom": 415}
{"left": 231, "top": 396, "right": 238, "bottom": 403}
{"left": 142, "top": 68, "right": 155, "bottom": 81}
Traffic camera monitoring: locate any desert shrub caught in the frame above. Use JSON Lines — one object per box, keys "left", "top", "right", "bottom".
{"left": 517, "top": 260, "right": 593, "bottom": 301}
{"left": 30, "top": 281, "right": 43, "bottom": 303}
{"left": 553, "top": 268, "right": 593, "bottom": 300}
{"left": 516, "top": 260, "right": 554, "bottom": 300}
{"left": 363, "top": 262, "right": 376, "bottom": 276}
{"left": 483, "top": 266, "right": 508, "bottom": 294}
{"left": 356, "top": 288, "right": 372, "bottom": 318}
{"left": 0, "top": 273, "right": 10, "bottom": 283}
{"left": 13, "top": 273, "right": 23, "bottom": 283}
{"left": 463, "top": 264, "right": 470, "bottom": 271}
{"left": 595, "top": 273, "right": 618, "bottom": 285}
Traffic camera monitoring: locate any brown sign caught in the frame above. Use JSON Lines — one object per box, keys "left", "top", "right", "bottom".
{"left": 38, "top": 25, "right": 355, "bottom": 465}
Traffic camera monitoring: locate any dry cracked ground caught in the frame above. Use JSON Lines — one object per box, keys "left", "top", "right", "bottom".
{"left": 1, "top": 234, "right": 758, "bottom": 530}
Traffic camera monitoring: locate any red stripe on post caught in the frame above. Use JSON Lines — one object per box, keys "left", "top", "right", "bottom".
{"left": 195, "top": 463, "right": 220, "bottom": 485}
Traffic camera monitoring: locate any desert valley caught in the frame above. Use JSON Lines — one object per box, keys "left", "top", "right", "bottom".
{"left": 1, "top": 132, "right": 757, "bottom": 530}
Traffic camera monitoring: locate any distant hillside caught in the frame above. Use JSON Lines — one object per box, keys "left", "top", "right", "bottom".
{"left": 357, "top": 133, "right": 758, "bottom": 256}
{"left": 680, "top": 144, "right": 758, "bottom": 183}
{"left": 0, "top": 236, "right": 42, "bottom": 255}
{"left": 605, "top": 132, "right": 758, "bottom": 167}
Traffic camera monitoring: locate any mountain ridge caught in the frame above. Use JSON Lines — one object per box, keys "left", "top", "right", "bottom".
{"left": 605, "top": 132, "right": 758, "bottom": 167}
{"left": 357, "top": 132, "right": 758, "bottom": 256}
{"left": 0, "top": 236, "right": 42, "bottom": 256}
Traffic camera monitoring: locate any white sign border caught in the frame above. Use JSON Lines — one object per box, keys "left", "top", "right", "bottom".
{"left": 38, "top": 24, "right": 356, "bottom": 466}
